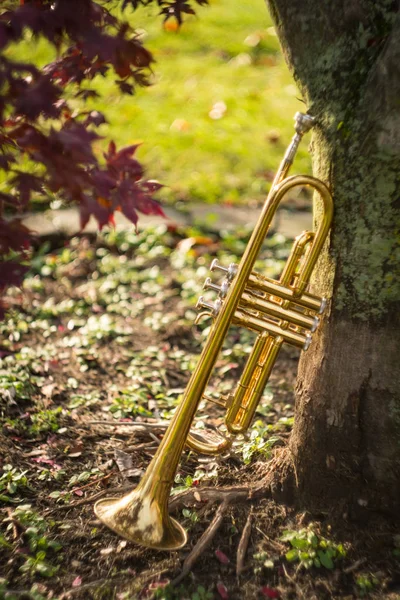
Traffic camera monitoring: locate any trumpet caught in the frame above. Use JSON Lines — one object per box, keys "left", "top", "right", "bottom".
{"left": 94, "top": 112, "right": 333, "bottom": 550}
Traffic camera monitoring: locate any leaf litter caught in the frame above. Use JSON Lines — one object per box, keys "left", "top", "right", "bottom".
{"left": 0, "top": 224, "right": 398, "bottom": 599}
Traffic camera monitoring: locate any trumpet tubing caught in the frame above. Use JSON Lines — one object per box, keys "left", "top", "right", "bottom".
{"left": 94, "top": 112, "right": 334, "bottom": 550}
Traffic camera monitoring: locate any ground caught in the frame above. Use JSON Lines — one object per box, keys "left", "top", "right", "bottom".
{"left": 1, "top": 222, "right": 400, "bottom": 600}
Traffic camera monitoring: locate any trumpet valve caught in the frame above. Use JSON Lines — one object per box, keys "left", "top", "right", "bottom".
{"left": 210, "top": 259, "right": 238, "bottom": 282}
{"left": 303, "top": 332, "right": 312, "bottom": 351}
{"left": 319, "top": 297, "right": 327, "bottom": 314}
{"left": 203, "top": 277, "right": 230, "bottom": 298}
{"left": 311, "top": 315, "right": 320, "bottom": 333}
{"left": 196, "top": 296, "right": 222, "bottom": 316}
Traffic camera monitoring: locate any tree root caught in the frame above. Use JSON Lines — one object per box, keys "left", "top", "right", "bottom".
{"left": 236, "top": 508, "right": 253, "bottom": 577}
{"left": 172, "top": 501, "right": 229, "bottom": 585}
{"left": 169, "top": 478, "right": 271, "bottom": 513}
{"left": 169, "top": 478, "right": 272, "bottom": 581}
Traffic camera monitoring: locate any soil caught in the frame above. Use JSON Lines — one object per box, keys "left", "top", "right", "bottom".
{"left": 1, "top": 227, "right": 399, "bottom": 600}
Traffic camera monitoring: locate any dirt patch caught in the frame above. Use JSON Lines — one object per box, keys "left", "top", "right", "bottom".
{"left": 1, "top": 226, "right": 399, "bottom": 599}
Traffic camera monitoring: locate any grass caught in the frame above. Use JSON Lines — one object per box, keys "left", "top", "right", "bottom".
{"left": 5, "top": 0, "right": 311, "bottom": 207}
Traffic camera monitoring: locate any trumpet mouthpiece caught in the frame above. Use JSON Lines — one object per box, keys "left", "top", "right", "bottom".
{"left": 294, "top": 112, "right": 315, "bottom": 135}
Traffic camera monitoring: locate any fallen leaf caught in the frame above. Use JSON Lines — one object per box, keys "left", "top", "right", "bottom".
{"left": 177, "top": 236, "right": 215, "bottom": 254}
{"left": 23, "top": 449, "right": 45, "bottom": 457}
{"left": 217, "top": 581, "right": 229, "bottom": 599}
{"left": 42, "top": 383, "right": 56, "bottom": 398}
{"left": 125, "top": 468, "right": 145, "bottom": 478}
{"left": 114, "top": 448, "right": 133, "bottom": 474}
{"left": 260, "top": 586, "right": 280, "bottom": 598}
{"left": 215, "top": 549, "right": 230, "bottom": 565}
{"left": 72, "top": 576, "right": 82, "bottom": 588}
{"left": 170, "top": 118, "right": 191, "bottom": 132}
{"left": 66, "top": 441, "right": 84, "bottom": 456}
{"left": 114, "top": 448, "right": 144, "bottom": 479}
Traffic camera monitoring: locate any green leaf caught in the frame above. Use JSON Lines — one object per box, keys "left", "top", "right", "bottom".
{"left": 318, "top": 550, "right": 334, "bottom": 569}
{"left": 280, "top": 529, "right": 297, "bottom": 542}
{"left": 0, "top": 533, "right": 12, "bottom": 548}
{"left": 0, "top": 494, "right": 13, "bottom": 503}
{"left": 35, "top": 562, "right": 58, "bottom": 577}
{"left": 48, "top": 540, "right": 62, "bottom": 552}
{"left": 285, "top": 549, "right": 299, "bottom": 562}
{"left": 308, "top": 532, "right": 318, "bottom": 548}
{"left": 313, "top": 558, "right": 321, "bottom": 568}
{"left": 7, "top": 482, "right": 17, "bottom": 495}
{"left": 263, "top": 559, "right": 275, "bottom": 569}
{"left": 291, "top": 538, "right": 309, "bottom": 550}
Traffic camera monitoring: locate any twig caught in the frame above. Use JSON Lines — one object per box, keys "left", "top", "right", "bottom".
{"left": 71, "top": 472, "right": 114, "bottom": 494}
{"left": 125, "top": 441, "right": 159, "bottom": 451}
{"left": 236, "top": 508, "right": 253, "bottom": 577}
{"left": 46, "top": 484, "right": 133, "bottom": 511}
{"left": 172, "top": 502, "right": 229, "bottom": 586}
{"left": 6, "top": 507, "right": 19, "bottom": 540}
{"left": 282, "top": 564, "right": 297, "bottom": 588}
{"left": 282, "top": 563, "right": 307, "bottom": 600}
{"left": 343, "top": 558, "right": 367, "bottom": 574}
{"left": 255, "top": 526, "right": 285, "bottom": 552}
{"left": 59, "top": 566, "right": 173, "bottom": 599}
{"left": 88, "top": 420, "right": 168, "bottom": 430}
{"left": 58, "top": 575, "right": 133, "bottom": 599}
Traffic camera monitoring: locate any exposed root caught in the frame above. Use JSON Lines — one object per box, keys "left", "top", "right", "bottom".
{"left": 169, "top": 478, "right": 271, "bottom": 513}
{"left": 172, "top": 501, "right": 229, "bottom": 586}
{"left": 236, "top": 507, "right": 253, "bottom": 577}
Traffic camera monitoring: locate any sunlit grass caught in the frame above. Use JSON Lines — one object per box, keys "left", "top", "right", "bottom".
{"left": 5, "top": 0, "right": 311, "bottom": 207}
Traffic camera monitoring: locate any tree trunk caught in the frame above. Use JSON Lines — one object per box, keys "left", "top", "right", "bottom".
{"left": 266, "top": 0, "right": 400, "bottom": 515}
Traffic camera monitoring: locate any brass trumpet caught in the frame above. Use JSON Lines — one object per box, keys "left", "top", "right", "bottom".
{"left": 94, "top": 113, "right": 333, "bottom": 550}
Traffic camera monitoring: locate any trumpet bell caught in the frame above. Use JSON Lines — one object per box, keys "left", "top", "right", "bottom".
{"left": 94, "top": 490, "right": 187, "bottom": 550}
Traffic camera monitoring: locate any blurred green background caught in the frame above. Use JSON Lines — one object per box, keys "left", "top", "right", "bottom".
{"left": 6, "top": 0, "right": 311, "bottom": 208}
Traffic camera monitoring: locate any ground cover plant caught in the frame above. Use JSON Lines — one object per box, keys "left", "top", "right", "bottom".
{"left": 1, "top": 223, "right": 399, "bottom": 599}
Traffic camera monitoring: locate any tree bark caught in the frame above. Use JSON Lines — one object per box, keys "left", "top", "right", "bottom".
{"left": 265, "top": 0, "right": 400, "bottom": 515}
